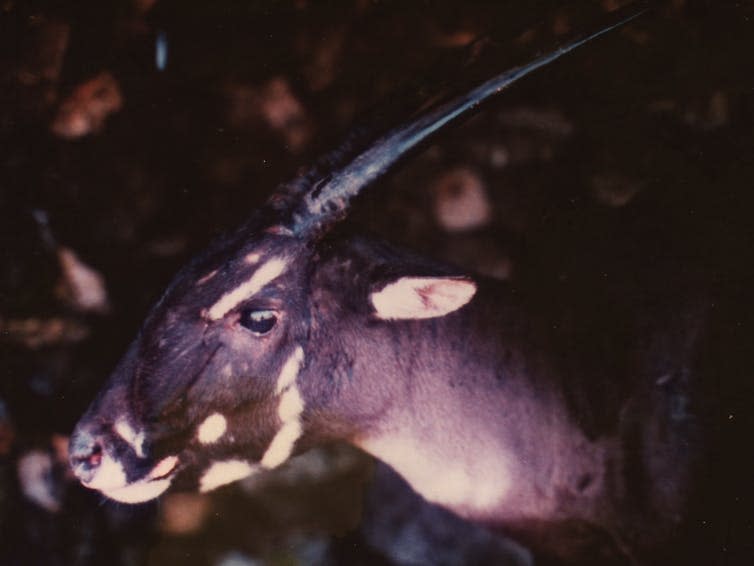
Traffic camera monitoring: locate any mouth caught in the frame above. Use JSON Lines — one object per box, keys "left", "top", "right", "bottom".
{"left": 92, "top": 455, "right": 180, "bottom": 504}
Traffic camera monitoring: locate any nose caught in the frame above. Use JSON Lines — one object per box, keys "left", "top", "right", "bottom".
{"left": 69, "top": 427, "right": 104, "bottom": 484}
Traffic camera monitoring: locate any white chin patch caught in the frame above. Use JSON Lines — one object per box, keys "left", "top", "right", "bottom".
{"left": 82, "top": 453, "right": 127, "bottom": 491}
{"left": 83, "top": 454, "right": 179, "bottom": 504}
{"left": 206, "top": 256, "right": 289, "bottom": 320}
{"left": 102, "top": 476, "right": 173, "bottom": 504}
{"left": 199, "top": 460, "right": 258, "bottom": 493}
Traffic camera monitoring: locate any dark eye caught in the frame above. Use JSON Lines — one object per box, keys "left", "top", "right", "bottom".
{"left": 239, "top": 309, "right": 277, "bottom": 335}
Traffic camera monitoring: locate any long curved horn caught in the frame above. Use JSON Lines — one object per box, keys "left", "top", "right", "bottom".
{"left": 276, "top": 3, "right": 648, "bottom": 239}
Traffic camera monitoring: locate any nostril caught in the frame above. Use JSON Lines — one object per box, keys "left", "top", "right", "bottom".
{"left": 69, "top": 430, "right": 104, "bottom": 481}
{"left": 78, "top": 443, "right": 102, "bottom": 468}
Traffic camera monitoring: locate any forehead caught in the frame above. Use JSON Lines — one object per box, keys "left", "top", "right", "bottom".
{"left": 154, "top": 231, "right": 308, "bottom": 316}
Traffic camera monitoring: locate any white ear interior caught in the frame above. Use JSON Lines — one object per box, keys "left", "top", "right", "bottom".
{"left": 370, "top": 277, "right": 477, "bottom": 320}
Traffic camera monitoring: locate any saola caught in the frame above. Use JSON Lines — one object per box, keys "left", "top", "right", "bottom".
{"left": 69, "top": 5, "right": 713, "bottom": 563}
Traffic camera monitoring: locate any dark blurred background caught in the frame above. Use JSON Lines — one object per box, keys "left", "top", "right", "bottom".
{"left": 1, "top": 1, "right": 753, "bottom": 564}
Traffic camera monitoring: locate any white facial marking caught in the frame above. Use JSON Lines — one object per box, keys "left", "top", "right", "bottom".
{"left": 82, "top": 453, "right": 127, "bottom": 491}
{"left": 83, "top": 454, "right": 179, "bottom": 504}
{"left": 206, "top": 257, "right": 288, "bottom": 320}
{"left": 275, "top": 345, "right": 304, "bottom": 394}
{"left": 148, "top": 456, "right": 179, "bottom": 480}
{"left": 197, "top": 413, "right": 227, "bottom": 445}
{"left": 260, "top": 420, "right": 302, "bottom": 469}
{"left": 277, "top": 385, "right": 304, "bottom": 422}
{"left": 260, "top": 346, "right": 306, "bottom": 469}
{"left": 103, "top": 477, "right": 174, "bottom": 504}
{"left": 199, "top": 460, "right": 257, "bottom": 493}
{"left": 244, "top": 252, "right": 261, "bottom": 264}
{"left": 114, "top": 419, "right": 146, "bottom": 458}
{"left": 359, "top": 433, "right": 510, "bottom": 513}
{"left": 370, "top": 276, "right": 477, "bottom": 320}
{"left": 196, "top": 269, "right": 218, "bottom": 285}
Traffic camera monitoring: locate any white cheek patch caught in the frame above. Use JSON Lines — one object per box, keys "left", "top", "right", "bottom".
{"left": 275, "top": 346, "right": 304, "bottom": 394}
{"left": 114, "top": 419, "right": 146, "bottom": 458}
{"left": 206, "top": 257, "right": 288, "bottom": 320}
{"left": 260, "top": 346, "right": 306, "bottom": 469}
{"left": 260, "top": 419, "right": 302, "bottom": 469}
{"left": 199, "top": 460, "right": 258, "bottom": 493}
{"left": 196, "top": 413, "right": 227, "bottom": 445}
{"left": 277, "top": 384, "right": 304, "bottom": 421}
{"left": 370, "top": 276, "right": 477, "bottom": 320}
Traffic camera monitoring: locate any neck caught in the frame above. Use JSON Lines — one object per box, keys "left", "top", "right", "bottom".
{"left": 302, "top": 278, "right": 614, "bottom": 525}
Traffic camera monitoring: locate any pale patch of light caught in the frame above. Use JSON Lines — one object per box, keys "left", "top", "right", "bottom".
{"left": 155, "top": 30, "right": 168, "bottom": 71}
{"left": 114, "top": 418, "right": 146, "bottom": 458}
{"left": 370, "top": 276, "right": 477, "bottom": 320}
{"left": 207, "top": 257, "right": 288, "bottom": 320}
{"left": 359, "top": 432, "right": 509, "bottom": 512}
{"left": 17, "top": 450, "right": 61, "bottom": 512}
{"left": 197, "top": 413, "right": 227, "bottom": 445}
{"left": 199, "top": 460, "right": 257, "bottom": 493}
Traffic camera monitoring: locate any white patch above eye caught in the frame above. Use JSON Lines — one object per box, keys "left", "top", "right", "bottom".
{"left": 206, "top": 257, "right": 288, "bottom": 320}
{"left": 114, "top": 419, "right": 146, "bottom": 458}
{"left": 199, "top": 460, "right": 257, "bottom": 493}
{"left": 197, "top": 413, "right": 227, "bottom": 445}
{"left": 370, "top": 276, "right": 477, "bottom": 320}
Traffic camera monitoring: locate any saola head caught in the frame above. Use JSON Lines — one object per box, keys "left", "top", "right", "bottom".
{"left": 69, "top": 9, "right": 642, "bottom": 503}
{"left": 68, "top": 220, "right": 317, "bottom": 502}
{"left": 68, "top": 202, "right": 477, "bottom": 503}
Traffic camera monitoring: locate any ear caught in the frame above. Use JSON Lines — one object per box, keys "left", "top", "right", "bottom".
{"left": 370, "top": 276, "right": 477, "bottom": 320}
